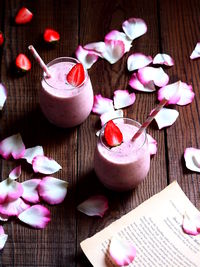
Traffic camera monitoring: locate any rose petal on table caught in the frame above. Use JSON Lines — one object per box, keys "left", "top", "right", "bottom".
{"left": 137, "top": 67, "right": 169, "bottom": 87}
{"left": 127, "top": 53, "right": 152, "bottom": 71}
{"left": 184, "top": 147, "right": 200, "bottom": 172}
{"left": 92, "top": 94, "right": 114, "bottom": 115}
{"left": 0, "top": 213, "right": 9, "bottom": 221}
{"left": 84, "top": 41, "right": 105, "bottom": 57}
{"left": 101, "top": 40, "right": 125, "bottom": 64}
{"left": 154, "top": 108, "right": 179, "bottom": 129}
{"left": 22, "top": 146, "right": 44, "bottom": 164}
{"left": 122, "top": 17, "right": 147, "bottom": 40}
{"left": 38, "top": 177, "right": 68, "bottom": 205}
{"left": 182, "top": 213, "right": 199, "bottom": 236}
{"left": 9, "top": 165, "right": 21, "bottom": 180}
{"left": 0, "top": 178, "right": 23, "bottom": 203}
{"left": 0, "top": 133, "right": 25, "bottom": 160}
{"left": 153, "top": 53, "right": 174, "bottom": 66}
{"left": 0, "top": 226, "right": 4, "bottom": 235}
{"left": 190, "top": 42, "right": 200, "bottom": 59}
{"left": 22, "top": 179, "right": 41, "bottom": 204}
{"left": 77, "top": 195, "right": 108, "bottom": 217}
{"left": 147, "top": 134, "right": 157, "bottom": 156}
{"left": 129, "top": 73, "right": 156, "bottom": 92}
{"left": 0, "top": 83, "right": 7, "bottom": 110}
{"left": 113, "top": 90, "right": 136, "bottom": 109}
{"left": 0, "top": 226, "right": 8, "bottom": 250}
{"left": 18, "top": 205, "right": 51, "bottom": 229}
{"left": 32, "top": 155, "right": 62, "bottom": 174}
{"left": 100, "top": 109, "right": 123, "bottom": 126}
{"left": 75, "top": 45, "right": 99, "bottom": 69}
{"left": 176, "top": 83, "right": 194, "bottom": 106}
{"left": 105, "top": 30, "right": 132, "bottom": 53}
{"left": 0, "top": 198, "right": 30, "bottom": 216}
{"left": 109, "top": 236, "right": 136, "bottom": 266}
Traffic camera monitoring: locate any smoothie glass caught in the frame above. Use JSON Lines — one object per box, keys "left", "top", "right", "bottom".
{"left": 40, "top": 57, "right": 94, "bottom": 128}
{"left": 94, "top": 118, "right": 150, "bottom": 191}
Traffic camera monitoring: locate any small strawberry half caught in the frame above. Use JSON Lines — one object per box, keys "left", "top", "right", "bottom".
{"left": 0, "top": 32, "right": 4, "bottom": 46}
{"left": 16, "top": 54, "right": 31, "bottom": 72}
{"left": 104, "top": 120, "right": 123, "bottom": 147}
{"left": 15, "top": 7, "right": 33, "bottom": 24}
{"left": 66, "top": 63, "right": 85, "bottom": 87}
{"left": 43, "top": 28, "right": 60, "bottom": 43}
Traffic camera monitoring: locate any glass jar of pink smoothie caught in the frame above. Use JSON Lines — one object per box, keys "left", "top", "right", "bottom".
{"left": 40, "top": 57, "right": 94, "bottom": 128}
{"left": 94, "top": 118, "right": 150, "bottom": 191}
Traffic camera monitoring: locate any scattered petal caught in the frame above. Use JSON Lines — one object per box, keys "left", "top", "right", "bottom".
{"left": 129, "top": 73, "right": 156, "bottom": 92}
{"left": 75, "top": 45, "right": 99, "bottom": 69}
{"left": 102, "top": 40, "right": 125, "bottom": 64}
{"left": 0, "top": 226, "right": 4, "bottom": 235}
{"left": 190, "top": 42, "right": 200, "bottom": 59}
{"left": 105, "top": 30, "right": 132, "bottom": 53}
{"left": 0, "top": 198, "right": 29, "bottom": 216}
{"left": 153, "top": 53, "right": 174, "bottom": 66}
{"left": 0, "top": 178, "right": 23, "bottom": 203}
{"left": 38, "top": 177, "right": 68, "bottom": 205}
{"left": 137, "top": 67, "right": 169, "bottom": 87}
{"left": 0, "top": 213, "right": 9, "bottom": 221}
{"left": 147, "top": 134, "right": 157, "bottom": 156}
{"left": 127, "top": 53, "right": 152, "bottom": 71}
{"left": 92, "top": 94, "right": 114, "bottom": 115}
{"left": 84, "top": 42, "right": 105, "bottom": 57}
{"left": 22, "top": 179, "right": 41, "bottom": 204}
{"left": 100, "top": 109, "right": 123, "bottom": 126}
{"left": 0, "top": 226, "right": 8, "bottom": 250}
{"left": 184, "top": 147, "right": 200, "bottom": 172}
{"left": 77, "top": 195, "right": 108, "bottom": 217}
{"left": 22, "top": 146, "right": 44, "bottom": 164}
{"left": 182, "top": 213, "right": 200, "bottom": 236}
{"left": 9, "top": 165, "right": 21, "bottom": 180}
{"left": 154, "top": 108, "right": 179, "bottom": 129}
{"left": 32, "top": 155, "right": 62, "bottom": 174}
{"left": 122, "top": 17, "right": 147, "bottom": 40}
{"left": 0, "top": 83, "right": 7, "bottom": 110}
{"left": 113, "top": 90, "right": 136, "bottom": 109}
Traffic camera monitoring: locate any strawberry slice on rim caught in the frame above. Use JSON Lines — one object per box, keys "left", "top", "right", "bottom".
{"left": 104, "top": 120, "right": 123, "bottom": 147}
{"left": 15, "top": 7, "right": 33, "bottom": 25}
{"left": 43, "top": 28, "right": 60, "bottom": 43}
{"left": 0, "top": 32, "right": 4, "bottom": 46}
{"left": 66, "top": 63, "right": 85, "bottom": 87}
{"left": 16, "top": 54, "right": 31, "bottom": 72}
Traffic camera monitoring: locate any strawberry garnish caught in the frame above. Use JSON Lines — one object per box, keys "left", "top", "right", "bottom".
{"left": 0, "top": 32, "right": 4, "bottom": 46}
{"left": 15, "top": 7, "right": 33, "bottom": 24}
{"left": 66, "top": 63, "right": 85, "bottom": 87}
{"left": 43, "top": 28, "right": 60, "bottom": 43}
{"left": 104, "top": 120, "right": 123, "bottom": 147}
{"left": 15, "top": 54, "right": 31, "bottom": 72}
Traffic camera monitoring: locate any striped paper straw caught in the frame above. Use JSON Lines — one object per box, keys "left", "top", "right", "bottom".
{"left": 28, "top": 45, "right": 51, "bottom": 77}
{"left": 132, "top": 98, "right": 168, "bottom": 141}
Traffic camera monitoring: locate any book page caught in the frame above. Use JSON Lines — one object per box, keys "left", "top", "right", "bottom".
{"left": 80, "top": 181, "right": 200, "bottom": 267}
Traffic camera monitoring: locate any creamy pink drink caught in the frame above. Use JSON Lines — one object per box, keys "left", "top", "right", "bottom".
{"left": 40, "top": 57, "right": 93, "bottom": 128}
{"left": 94, "top": 118, "right": 150, "bottom": 191}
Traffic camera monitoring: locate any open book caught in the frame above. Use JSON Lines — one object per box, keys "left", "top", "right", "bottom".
{"left": 81, "top": 181, "right": 200, "bottom": 267}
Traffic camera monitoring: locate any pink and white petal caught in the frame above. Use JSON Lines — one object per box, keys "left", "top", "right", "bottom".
{"left": 190, "top": 42, "right": 200, "bottom": 59}
{"left": 147, "top": 134, "right": 157, "bottom": 156}
{"left": 18, "top": 205, "right": 51, "bottom": 229}
{"left": 22, "top": 146, "right": 44, "bottom": 164}
{"left": 0, "top": 198, "right": 30, "bottom": 216}
{"left": 0, "top": 233, "right": 8, "bottom": 250}
{"left": 9, "top": 165, "right": 21, "bottom": 180}
{"left": 22, "top": 179, "right": 41, "bottom": 204}
{"left": 184, "top": 147, "right": 200, "bottom": 172}
{"left": 0, "top": 179, "right": 23, "bottom": 203}
{"left": 176, "top": 82, "right": 194, "bottom": 106}
{"left": 102, "top": 40, "right": 125, "bottom": 64}
{"left": 109, "top": 236, "right": 136, "bottom": 266}
{"left": 138, "top": 67, "right": 169, "bottom": 87}
{"left": 113, "top": 90, "right": 136, "bottom": 109}
{"left": 75, "top": 45, "right": 99, "bottom": 70}
{"left": 157, "top": 81, "right": 181, "bottom": 104}
{"left": 122, "top": 17, "right": 147, "bottom": 40}
{"left": 129, "top": 73, "right": 156, "bottom": 92}
{"left": 195, "top": 214, "right": 200, "bottom": 232}
{"left": 100, "top": 110, "right": 123, "bottom": 126}
{"left": 127, "top": 53, "right": 152, "bottom": 71}
{"left": 154, "top": 108, "right": 179, "bottom": 129}
{"left": 0, "top": 226, "right": 4, "bottom": 235}
{"left": 182, "top": 213, "right": 199, "bottom": 236}
{"left": 38, "top": 177, "right": 68, "bottom": 205}
{"left": 32, "top": 155, "right": 62, "bottom": 174}
{"left": 0, "top": 133, "right": 25, "bottom": 160}
{"left": 96, "top": 130, "right": 100, "bottom": 137}
{"left": 0, "top": 213, "right": 9, "bottom": 221}
{"left": 105, "top": 30, "right": 132, "bottom": 53}
{"left": 0, "top": 83, "right": 7, "bottom": 110}
{"left": 92, "top": 94, "right": 114, "bottom": 115}
{"left": 77, "top": 195, "right": 108, "bottom": 217}
{"left": 84, "top": 42, "right": 105, "bottom": 57}
{"left": 153, "top": 53, "right": 174, "bottom": 66}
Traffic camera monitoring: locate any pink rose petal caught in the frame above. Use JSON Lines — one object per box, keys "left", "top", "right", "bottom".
{"left": 0, "top": 83, "right": 7, "bottom": 110}
{"left": 0, "top": 226, "right": 8, "bottom": 250}
{"left": 22, "top": 179, "right": 41, "bottom": 204}
{"left": 84, "top": 42, "right": 105, "bottom": 57}
{"left": 32, "top": 155, "right": 62, "bottom": 174}
{"left": 182, "top": 213, "right": 200, "bottom": 236}
{"left": 92, "top": 94, "right": 114, "bottom": 115}
{"left": 190, "top": 42, "right": 200, "bottom": 59}
{"left": 0, "top": 198, "right": 30, "bottom": 216}
{"left": 113, "top": 90, "right": 136, "bottom": 109}
{"left": 102, "top": 40, "right": 125, "bottom": 64}
{"left": 153, "top": 53, "right": 174, "bottom": 66}
{"left": 176, "top": 83, "right": 194, "bottom": 106}
{"left": 154, "top": 108, "right": 179, "bottom": 129}
{"left": 122, "top": 17, "right": 147, "bottom": 40}
{"left": 0, "top": 178, "right": 23, "bottom": 203}
{"left": 0, "top": 213, "right": 9, "bottom": 221}
{"left": 100, "top": 109, "right": 123, "bottom": 126}
{"left": 0, "top": 133, "right": 25, "bottom": 160}
{"left": 18, "top": 204, "right": 51, "bottom": 229}
{"left": 22, "top": 146, "right": 44, "bottom": 164}
{"left": 184, "top": 147, "right": 200, "bottom": 172}
{"left": 147, "top": 134, "right": 157, "bottom": 156}
{"left": 77, "top": 195, "right": 108, "bottom": 217}
{"left": 75, "top": 45, "right": 99, "bottom": 70}
{"left": 127, "top": 53, "right": 152, "bottom": 71}
{"left": 137, "top": 67, "right": 169, "bottom": 87}
{"left": 105, "top": 30, "right": 132, "bottom": 53}
{"left": 129, "top": 73, "right": 156, "bottom": 92}
{"left": 0, "top": 226, "right": 4, "bottom": 235}
{"left": 9, "top": 165, "right": 21, "bottom": 180}
{"left": 109, "top": 236, "right": 136, "bottom": 266}
{"left": 38, "top": 177, "right": 68, "bottom": 205}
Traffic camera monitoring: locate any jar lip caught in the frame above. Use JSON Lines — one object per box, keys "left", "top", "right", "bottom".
{"left": 43, "top": 57, "right": 88, "bottom": 90}
{"left": 99, "top": 117, "right": 147, "bottom": 151}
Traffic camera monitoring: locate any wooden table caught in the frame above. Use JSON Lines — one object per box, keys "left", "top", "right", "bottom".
{"left": 0, "top": 0, "right": 200, "bottom": 266}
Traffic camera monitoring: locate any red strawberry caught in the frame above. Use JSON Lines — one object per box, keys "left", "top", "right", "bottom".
{"left": 66, "top": 63, "right": 85, "bottom": 87}
{"left": 43, "top": 28, "right": 60, "bottom": 43}
{"left": 0, "top": 32, "right": 4, "bottom": 46}
{"left": 15, "top": 54, "right": 31, "bottom": 71}
{"left": 104, "top": 120, "right": 123, "bottom": 147}
{"left": 15, "top": 7, "right": 33, "bottom": 24}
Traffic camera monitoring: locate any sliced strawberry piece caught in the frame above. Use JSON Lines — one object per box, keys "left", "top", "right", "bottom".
{"left": 15, "top": 7, "right": 33, "bottom": 24}
{"left": 66, "top": 63, "right": 85, "bottom": 87}
{"left": 43, "top": 28, "right": 60, "bottom": 43}
{"left": 16, "top": 54, "right": 31, "bottom": 72}
{"left": 104, "top": 120, "right": 123, "bottom": 147}
{"left": 0, "top": 32, "right": 4, "bottom": 46}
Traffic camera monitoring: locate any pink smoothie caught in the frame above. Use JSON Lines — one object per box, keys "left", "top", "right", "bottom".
{"left": 94, "top": 118, "right": 150, "bottom": 191}
{"left": 40, "top": 57, "right": 94, "bottom": 128}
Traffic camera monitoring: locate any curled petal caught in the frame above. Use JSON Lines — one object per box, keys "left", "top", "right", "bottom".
{"left": 137, "top": 67, "right": 169, "bottom": 87}
{"left": 92, "top": 94, "right": 114, "bottom": 115}
{"left": 102, "top": 40, "right": 125, "bottom": 64}
{"left": 129, "top": 73, "right": 156, "bottom": 92}
{"left": 0, "top": 198, "right": 30, "bottom": 216}
{"left": 38, "top": 177, "right": 68, "bottom": 205}
{"left": 100, "top": 109, "right": 123, "bottom": 126}
{"left": 0, "top": 83, "right": 7, "bottom": 110}
{"left": 77, "top": 195, "right": 108, "bottom": 217}
{"left": 184, "top": 147, "right": 200, "bottom": 172}
{"left": 190, "top": 42, "right": 200, "bottom": 59}
{"left": 153, "top": 53, "right": 174, "bottom": 66}
{"left": 154, "top": 108, "right": 179, "bottom": 129}
{"left": 22, "top": 179, "right": 41, "bottom": 204}
{"left": 22, "top": 146, "right": 44, "bottom": 164}
{"left": 105, "top": 30, "right": 132, "bottom": 53}
{"left": 109, "top": 236, "right": 136, "bottom": 266}
{"left": 9, "top": 165, "right": 21, "bottom": 180}
{"left": 122, "top": 17, "right": 147, "bottom": 40}
{"left": 182, "top": 213, "right": 200, "bottom": 236}
{"left": 0, "top": 178, "right": 23, "bottom": 203}
{"left": 32, "top": 155, "right": 62, "bottom": 174}
{"left": 0, "top": 226, "right": 8, "bottom": 250}
{"left": 113, "top": 90, "right": 136, "bottom": 109}
{"left": 18, "top": 205, "right": 51, "bottom": 229}
{"left": 147, "top": 134, "right": 157, "bottom": 156}
{"left": 84, "top": 42, "right": 105, "bottom": 57}
{"left": 75, "top": 45, "right": 99, "bottom": 70}
{"left": 127, "top": 53, "right": 152, "bottom": 71}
